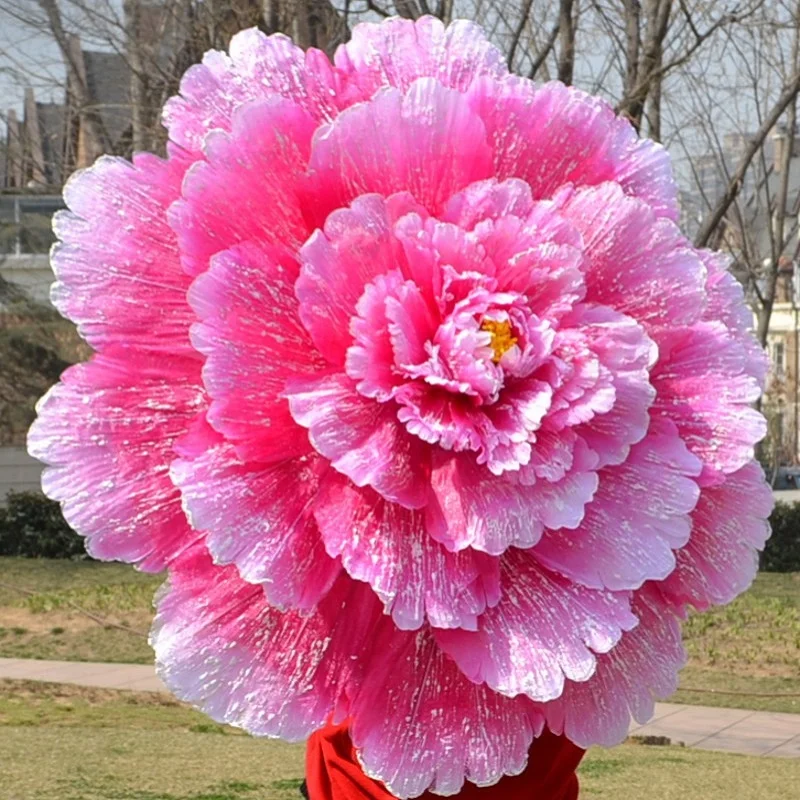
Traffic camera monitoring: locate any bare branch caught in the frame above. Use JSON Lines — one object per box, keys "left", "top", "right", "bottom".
{"left": 508, "top": 0, "right": 534, "bottom": 71}
{"left": 528, "top": 22, "right": 560, "bottom": 79}
{"left": 364, "top": 0, "right": 390, "bottom": 17}
{"left": 695, "top": 70, "right": 800, "bottom": 249}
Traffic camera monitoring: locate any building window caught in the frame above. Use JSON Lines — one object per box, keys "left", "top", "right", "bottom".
{"left": 773, "top": 341, "right": 786, "bottom": 378}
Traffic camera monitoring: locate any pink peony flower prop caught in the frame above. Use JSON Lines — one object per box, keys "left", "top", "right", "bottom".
{"left": 29, "top": 16, "right": 771, "bottom": 798}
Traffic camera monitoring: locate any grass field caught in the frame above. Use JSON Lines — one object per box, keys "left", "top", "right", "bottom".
{"left": 1, "top": 680, "right": 798, "bottom": 800}
{"left": 0, "top": 558, "right": 159, "bottom": 664}
{"left": 1, "top": 558, "right": 799, "bottom": 713}
{"left": 676, "top": 571, "right": 800, "bottom": 713}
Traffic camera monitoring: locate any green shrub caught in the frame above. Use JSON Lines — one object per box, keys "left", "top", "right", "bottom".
{"left": 0, "top": 491, "right": 86, "bottom": 559}
{"left": 761, "top": 501, "right": 800, "bottom": 572}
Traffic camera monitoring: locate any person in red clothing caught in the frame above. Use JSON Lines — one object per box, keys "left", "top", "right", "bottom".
{"left": 301, "top": 721, "right": 584, "bottom": 800}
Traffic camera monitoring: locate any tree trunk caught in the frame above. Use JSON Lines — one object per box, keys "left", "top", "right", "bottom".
{"left": 624, "top": 0, "right": 672, "bottom": 131}
{"left": 647, "top": 43, "right": 664, "bottom": 142}
{"left": 755, "top": 3, "right": 800, "bottom": 349}
{"left": 264, "top": 0, "right": 347, "bottom": 54}
{"left": 124, "top": 0, "right": 148, "bottom": 152}
{"left": 642, "top": 1, "right": 671, "bottom": 141}
{"left": 557, "top": 0, "right": 576, "bottom": 85}
{"left": 262, "top": 0, "right": 281, "bottom": 32}
{"left": 622, "top": 0, "right": 641, "bottom": 114}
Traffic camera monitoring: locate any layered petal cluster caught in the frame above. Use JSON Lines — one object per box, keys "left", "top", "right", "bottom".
{"left": 29, "top": 16, "right": 771, "bottom": 799}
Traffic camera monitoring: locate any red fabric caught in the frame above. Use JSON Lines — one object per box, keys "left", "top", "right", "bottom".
{"left": 305, "top": 721, "right": 584, "bottom": 800}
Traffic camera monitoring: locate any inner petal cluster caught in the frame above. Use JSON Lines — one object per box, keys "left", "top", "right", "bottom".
{"left": 306, "top": 182, "right": 656, "bottom": 482}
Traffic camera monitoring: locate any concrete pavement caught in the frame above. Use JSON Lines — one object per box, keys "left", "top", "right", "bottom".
{"left": 3, "top": 657, "right": 800, "bottom": 758}
{"left": 0, "top": 656, "right": 165, "bottom": 692}
{"left": 629, "top": 701, "right": 800, "bottom": 758}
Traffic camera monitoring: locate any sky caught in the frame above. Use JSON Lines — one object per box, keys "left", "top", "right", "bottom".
{"left": 1, "top": 11, "right": 68, "bottom": 123}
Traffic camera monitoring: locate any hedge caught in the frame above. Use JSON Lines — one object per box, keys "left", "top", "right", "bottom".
{"left": 761, "top": 501, "right": 800, "bottom": 573}
{"left": 1, "top": 490, "right": 800, "bottom": 572}
{"left": 0, "top": 491, "right": 86, "bottom": 559}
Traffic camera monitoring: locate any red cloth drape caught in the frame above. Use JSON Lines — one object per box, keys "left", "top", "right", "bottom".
{"left": 305, "top": 721, "right": 584, "bottom": 800}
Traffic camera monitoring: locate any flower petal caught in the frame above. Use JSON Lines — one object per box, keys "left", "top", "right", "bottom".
{"left": 533, "top": 420, "right": 701, "bottom": 591}
{"left": 306, "top": 77, "right": 493, "bottom": 223}
{"left": 544, "top": 586, "right": 685, "bottom": 748}
{"left": 28, "top": 353, "right": 203, "bottom": 571}
{"left": 51, "top": 153, "right": 195, "bottom": 357}
{"left": 567, "top": 304, "right": 657, "bottom": 468}
{"left": 296, "top": 194, "right": 410, "bottom": 365}
{"left": 172, "top": 97, "right": 315, "bottom": 279}
{"left": 427, "top": 448, "right": 598, "bottom": 554}
{"left": 557, "top": 183, "right": 706, "bottom": 331}
{"left": 651, "top": 322, "right": 767, "bottom": 475}
{"left": 336, "top": 16, "right": 507, "bottom": 102}
{"left": 189, "top": 241, "right": 326, "bottom": 463}
{"left": 350, "top": 627, "right": 545, "bottom": 799}
{"left": 474, "top": 200, "right": 586, "bottom": 322}
{"left": 164, "top": 28, "right": 342, "bottom": 154}
{"left": 436, "top": 550, "right": 637, "bottom": 702}
{"left": 285, "top": 373, "right": 430, "bottom": 509}
{"left": 154, "top": 547, "right": 544, "bottom": 798}
{"left": 152, "top": 546, "right": 378, "bottom": 741}
{"left": 171, "top": 444, "right": 340, "bottom": 610}
{"left": 662, "top": 461, "right": 773, "bottom": 610}
{"left": 700, "top": 249, "right": 768, "bottom": 384}
{"left": 441, "top": 183, "right": 588, "bottom": 325}
{"left": 313, "top": 473, "right": 500, "bottom": 630}
{"left": 442, "top": 177, "right": 536, "bottom": 229}
{"left": 468, "top": 78, "right": 679, "bottom": 220}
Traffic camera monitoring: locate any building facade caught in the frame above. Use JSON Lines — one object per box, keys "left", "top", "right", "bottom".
{"left": 761, "top": 264, "right": 800, "bottom": 466}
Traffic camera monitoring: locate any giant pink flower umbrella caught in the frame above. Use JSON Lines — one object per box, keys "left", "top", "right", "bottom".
{"left": 29, "top": 16, "right": 771, "bottom": 799}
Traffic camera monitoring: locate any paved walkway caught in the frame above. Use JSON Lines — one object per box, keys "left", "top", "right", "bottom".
{"left": 3, "top": 657, "right": 800, "bottom": 758}
{"left": 0, "top": 656, "right": 164, "bottom": 692}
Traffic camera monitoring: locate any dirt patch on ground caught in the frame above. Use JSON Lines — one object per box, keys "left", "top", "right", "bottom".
{"left": 0, "top": 607, "right": 106, "bottom": 633}
{"left": 0, "top": 604, "right": 153, "bottom": 663}
{"left": 0, "top": 679, "right": 181, "bottom": 708}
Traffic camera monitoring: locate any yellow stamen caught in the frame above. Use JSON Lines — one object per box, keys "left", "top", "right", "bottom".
{"left": 481, "top": 319, "right": 518, "bottom": 363}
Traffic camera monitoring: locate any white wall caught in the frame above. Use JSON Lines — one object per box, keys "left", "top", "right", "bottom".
{"left": 0, "top": 254, "right": 54, "bottom": 305}
{"left": 0, "top": 446, "right": 44, "bottom": 502}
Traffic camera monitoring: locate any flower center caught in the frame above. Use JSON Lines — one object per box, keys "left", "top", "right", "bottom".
{"left": 480, "top": 319, "right": 517, "bottom": 363}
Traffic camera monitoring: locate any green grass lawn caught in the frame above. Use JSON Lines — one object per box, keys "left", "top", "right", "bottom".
{"left": 1, "top": 558, "right": 799, "bottom": 713}
{"left": 0, "top": 558, "right": 160, "bottom": 664}
{"left": 676, "top": 571, "right": 800, "bottom": 714}
{"left": 1, "top": 680, "right": 798, "bottom": 800}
